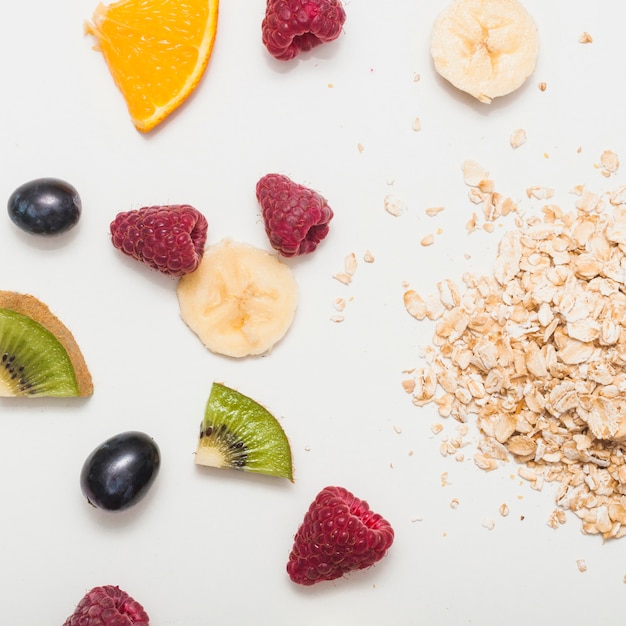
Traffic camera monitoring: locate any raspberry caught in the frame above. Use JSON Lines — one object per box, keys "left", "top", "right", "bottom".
{"left": 63, "top": 585, "right": 149, "bottom": 626}
{"left": 286, "top": 486, "right": 394, "bottom": 585}
{"left": 262, "top": 0, "right": 346, "bottom": 61}
{"left": 110, "top": 204, "right": 208, "bottom": 277}
{"left": 256, "top": 173, "right": 333, "bottom": 257}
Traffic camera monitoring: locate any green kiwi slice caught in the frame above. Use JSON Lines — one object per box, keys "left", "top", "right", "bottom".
{"left": 0, "top": 291, "right": 93, "bottom": 397}
{"left": 195, "top": 382, "right": 293, "bottom": 481}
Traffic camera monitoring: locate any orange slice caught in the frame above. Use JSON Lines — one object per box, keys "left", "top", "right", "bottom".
{"left": 85, "top": 0, "right": 219, "bottom": 132}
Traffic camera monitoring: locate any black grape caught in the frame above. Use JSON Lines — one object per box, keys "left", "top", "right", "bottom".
{"left": 80, "top": 431, "right": 160, "bottom": 512}
{"left": 8, "top": 177, "right": 81, "bottom": 235}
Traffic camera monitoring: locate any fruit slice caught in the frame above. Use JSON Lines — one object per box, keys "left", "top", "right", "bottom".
{"left": 430, "top": 0, "right": 539, "bottom": 104}
{"left": 85, "top": 0, "right": 219, "bottom": 132}
{"left": 195, "top": 382, "right": 293, "bottom": 481}
{"left": 177, "top": 239, "right": 298, "bottom": 358}
{"left": 0, "top": 291, "right": 93, "bottom": 397}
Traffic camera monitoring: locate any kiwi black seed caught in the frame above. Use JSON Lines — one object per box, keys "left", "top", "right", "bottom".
{"left": 0, "top": 291, "right": 93, "bottom": 397}
{"left": 195, "top": 382, "right": 293, "bottom": 481}
{"left": 199, "top": 422, "right": 249, "bottom": 468}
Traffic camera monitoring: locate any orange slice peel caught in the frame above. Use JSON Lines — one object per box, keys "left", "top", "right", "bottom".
{"left": 85, "top": 0, "right": 219, "bottom": 132}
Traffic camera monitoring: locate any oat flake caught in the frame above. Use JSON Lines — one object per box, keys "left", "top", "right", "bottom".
{"left": 404, "top": 185, "right": 626, "bottom": 540}
{"left": 510, "top": 129, "right": 527, "bottom": 149}
{"left": 384, "top": 194, "right": 406, "bottom": 217}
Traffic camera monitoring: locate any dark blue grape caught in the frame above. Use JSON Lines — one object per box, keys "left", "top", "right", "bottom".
{"left": 7, "top": 177, "right": 81, "bottom": 235}
{"left": 80, "top": 431, "right": 160, "bottom": 512}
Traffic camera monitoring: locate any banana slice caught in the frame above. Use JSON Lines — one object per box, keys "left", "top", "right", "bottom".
{"left": 430, "top": 0, "right": 539, "bottom": 104}
{"left": 177, "top": 239, "right": 298, "bottom": 358}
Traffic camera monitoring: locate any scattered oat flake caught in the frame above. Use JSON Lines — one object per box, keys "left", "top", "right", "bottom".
{"left": 384, "top": 194, "right": 406, "bottom": 217}
{"left": 403, "top": 289, "right": 427, "bottom": 320}
{"left": 462, "top": 161, "right": 517, "bottom": 228}
{"left": 600, "top": 150, "right": 619, "bottom": 175}
{"left": 333, "top": 272, "right": 352, "bottom": 285}
{"left": 576, "top": 559, "right": 588, "bottom": 573}
{"left": 357, "top": 143, "right": 364, "bottom": 153}
{"left": 478, "top": 179, "right": 495, "bottom": 194}
{"left": 547, "top": 508, "right": 567, "bottom": 529}
{"left": 401, "top": 378, "right": 416, "bottom": 394}
{"left": 333, "top": 298, "right": 346, "bottom": 311}
{"left": 393, "top": 425, "right": 403, "bottom": 434}
{"left": 474, "top": 454, "right": 498, "bottom": 472}
{"left": 344, "top": 252, "right": 357, "bottom": 276}
{"left": 466, "top": 213, "right": 478, "bottom": 233}
{"left": 413, "top": 73, "right": 421, "bottom": 82}
{"left": 526, "top": 186, "right": 554, "bottom": 200}
{"left": 330, "top": 314, "right": 344, "bottom": 323}
{"left": 499, "top": 504, "right": 510, "bottom": 517}
{"left": 579, "top": 32, "right": 593, "bottom": 43}
{"left": 420, "top": 233, "right": 435, "bottom": 247}
{"left": 462, "top": 160, "right": 489, "bottom": 187}
{"left": 412, "top": 117, "right": 421, "bottom": 132}
{"left": 482, "top": 518, "right": 495, "bottom": 530}
{"left": 425, "top": 206, "right": 445, "bottom": 217}
{"left": 363, "top": 249, "right": 375, "bottom": 263}
{"left": 510, "top": 129, "right": 527, "bottom": 149}
{"left": 538, "top": 82, "right": 547, "bottom": 91}
{"left": 468, "top": 188, "right": 485, "bottom": 205}
{"left": 450, "top": 498, "right": 460, "bottom": 509}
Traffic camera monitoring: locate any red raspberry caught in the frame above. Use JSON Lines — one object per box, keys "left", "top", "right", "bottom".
{"left": 287, "top": 486, "right": 394, "bottom": 585}
{"left": 110, "top": 205, "right": 208, "bottom": 277}
{"left": 262, "top": 0, "right": 346, "bottom": 61}
{"left": 256, "top": 173, "right": 333, "bottom": 257}
{"left": 63, "top": 585, "right": 149, "bottom": 626}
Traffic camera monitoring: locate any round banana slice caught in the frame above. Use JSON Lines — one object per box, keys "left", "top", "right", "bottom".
{"left": 430, "top": 0, "right": 539, "bottom": 104}
{"left": 177, "top": 239, "right": 298, "bottom": 358}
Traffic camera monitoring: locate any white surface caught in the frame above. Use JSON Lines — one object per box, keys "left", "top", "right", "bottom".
{"left": 2, "top": 1, "right": 626, "bottom": 624}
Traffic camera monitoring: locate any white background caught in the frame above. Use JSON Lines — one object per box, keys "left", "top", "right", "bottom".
{"left": 2, "top": 0, "right": 626, "bottom": 624}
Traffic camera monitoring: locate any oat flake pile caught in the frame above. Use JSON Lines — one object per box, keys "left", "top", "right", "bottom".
{"left": 403, "top": 184, "right": 626, "bottom": 539}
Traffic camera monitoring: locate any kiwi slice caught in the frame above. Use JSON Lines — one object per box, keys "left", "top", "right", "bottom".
{"left": 195, "top": 382, "right": 293, "bottom": 481}
{"left": 0, "top": 291, "right": 93, "bottom": 397}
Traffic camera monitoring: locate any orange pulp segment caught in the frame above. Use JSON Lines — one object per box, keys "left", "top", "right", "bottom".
{"left": 85, "top": 0, "right": 219, "bottom": 132}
